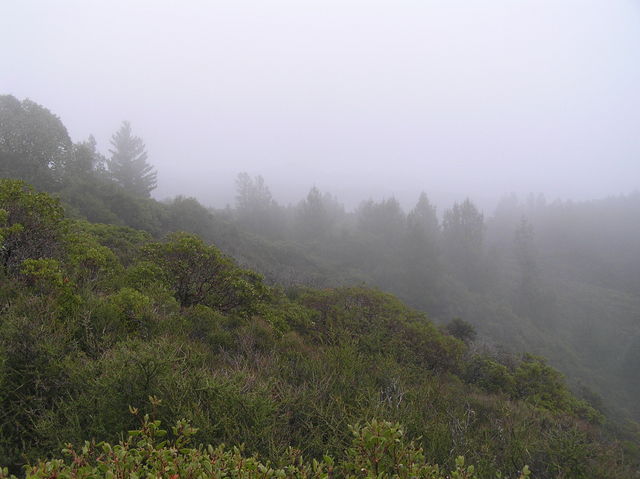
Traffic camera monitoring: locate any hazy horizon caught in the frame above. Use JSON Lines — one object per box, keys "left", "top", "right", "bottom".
{"left": 3, "top": 0, "right": 639, "bottom": 211}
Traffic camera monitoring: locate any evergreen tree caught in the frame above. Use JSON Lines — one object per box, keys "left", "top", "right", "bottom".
{"left": 234, "top": 172, "right": 284, "bottom": 238}
{"left": 407, "top": 192, "right": 439, "bottom": 239}
{"left": 107, "top": 121, "right": 157, "bottom": 197}
{"left": 442, "top": 198, "right": 485, "bottom": 288}
{"left": 512, "top": 217, "right": 548, "bottom": 319}
{"left": 295, "top": 186, "right": 330, "bottom": 241}
{"left": 513, "top": 217, "right": 537, "bottom": 292}
{"left": 402, "top": 193, "right": 441, "bottom": 308}
{"left": 357, "top": 197, "right": 406, "bottom": 245}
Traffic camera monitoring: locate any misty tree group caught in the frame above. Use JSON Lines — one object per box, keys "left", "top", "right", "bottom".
{"left": 0, "top": 95, "right": 156, "bottom": 199}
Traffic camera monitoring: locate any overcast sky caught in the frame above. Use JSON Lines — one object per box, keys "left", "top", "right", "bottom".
{"left": 2, "top": 0, "right": 639, "bottom": 210}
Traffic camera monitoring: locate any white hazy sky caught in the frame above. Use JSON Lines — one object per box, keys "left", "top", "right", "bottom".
{"left": 2, "top": 0, "right": 639, "bottom": 210}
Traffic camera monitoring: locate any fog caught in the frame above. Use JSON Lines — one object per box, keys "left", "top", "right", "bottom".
{"left": 2, "top": 0, "right": 640, "bottom": 209}
{"left": 4, "top": 1, "right": 640, "bottom": 461}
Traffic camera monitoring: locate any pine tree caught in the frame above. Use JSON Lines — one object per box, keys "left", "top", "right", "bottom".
{"left": 513, "top": 216, "right": 541, "bottom": 316}
{"left": 234, "top": 172, "right": 284, "bottom": 238}
{"left": 442, "top": 198, "right": 485, "bottom": 288}
{"left": 403, "top": 192, "right": 441, "bottom": 307}
{"left": 295, "top": 186, "right": 330, "bottom": 241}
{"left": 107, "top": 121, "right": 157, "bottom": 197}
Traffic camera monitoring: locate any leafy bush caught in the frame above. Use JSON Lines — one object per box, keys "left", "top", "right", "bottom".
{"left": 0, "top": 415, "right": 532, "bottom": 479}
{"left": 464, "top": 356, "right": 515, "bottom": 395}
{"left": 0, "top": 179, "right": 65, "bottom": 275}
{"left": 144, "top": 232, "right": 270, "bottom": 314}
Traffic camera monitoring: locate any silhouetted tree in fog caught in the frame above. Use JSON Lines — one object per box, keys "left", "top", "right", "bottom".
{"left": 408, "top": 192, "right": 439, "bottom": 239}
{"left": 294, "top": 186, "right": 331, "bottom": 241}
{"left": 65, "top": 135, "right": 106, "bottom": 178}
{"left": 513, "top": 217, "right": 540, "bottom": 313}
{"left": 442, "top": 199, "right": 485, "bottom": 289}
{"left": 357, "top": 197, "right": 405, "bottom": 246}
{"left": 107, "top": 121, "right": 157, "bottom": 197}
{"left": 235, "top": 172, "right": 284, "bottom": 238}
{"left": 402, "top": 193, "right": 441, "bottom": 308}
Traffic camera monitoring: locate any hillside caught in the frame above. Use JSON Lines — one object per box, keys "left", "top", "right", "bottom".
{"left": 2, "top": 95, "right": 640, "bottom": 477}
{"left": 1, "top": 178, "right": 639, "bottom": 478}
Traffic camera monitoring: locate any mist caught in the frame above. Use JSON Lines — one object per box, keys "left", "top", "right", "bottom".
{"left": 5, "top": 2, "right": 640, "bottom": 474}
{"left": 2, "top": 0, "right": 639, "bottom": 210}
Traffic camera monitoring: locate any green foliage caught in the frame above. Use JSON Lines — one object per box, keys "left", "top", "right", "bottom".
{"left": 145, "top": 232, "right": 270, "bottom": 314}
{"left": 464, "top": 356, "right": 515, "bottom": 395}
{"left": 0, "top": 313, "right": 74, "bottom": 468}
{"left": 64, "top": 135, "right": 105, "bottom": 178}
{"left": 105, "top": 288, "right": 154, "bottom": 335}
{"left": 298, "top": 287, "right": 464, "bottom": 372}
{"left": 346, "top": 419, "right": 448, "bottom": 478}
{"left": 0, "top": 95, "right": 71, "bottom": 190}
{"left": 446, "top": 318, "right": 477, "bottom": 344}
{"left": 19, "top": 258, "right": 65, "bottom": 292}
{"left": 0, "top": 416, "right": 533, "bottom": 479}
{"left": 513, "top": 355, "right": 603, "bottom": 423}
{"left": 65, "top": 227, "right": 121, "bottom": 289}
{"left": 123, "top": 260, "right": 165, "bottom": 289}
{"left": 162, "top": 195, "right": 217, "bottom": 238}
{"left": 184, "top": 304, "right": 234, "bottom": 348}
{"left": 76, "top": 222, "right": 152, "bottom": 265}
{"left": 0, "top": 179, "right": 66, "bottom": 275}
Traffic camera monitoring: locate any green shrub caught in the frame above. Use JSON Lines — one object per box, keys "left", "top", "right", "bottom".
{"left": 0, "top": 416, "right": 533, "bottom": 479}
{"left": 465, "top": 356, "right": 515, "bottom": 395}
{"left": 105, "top": 288, "right": 155, "bottom": 336}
